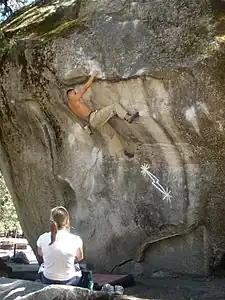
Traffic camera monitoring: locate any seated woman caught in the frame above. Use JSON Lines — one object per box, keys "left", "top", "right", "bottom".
{"left": 37, "top": 206, "right": 83, "bottom": 286}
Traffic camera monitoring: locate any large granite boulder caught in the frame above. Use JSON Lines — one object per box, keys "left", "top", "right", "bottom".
{"left": 0, "top": 0, "right": 225, "bottom": 275}
{"left": 0, "top": 278, "right": 132, "bottom": 300}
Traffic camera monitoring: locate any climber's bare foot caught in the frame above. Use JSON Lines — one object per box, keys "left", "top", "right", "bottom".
{"left": 124, "top": 150, "right": 134, "bottom": 158}
{"left": 124, "top": 112, "right": 139, "bottom": 124}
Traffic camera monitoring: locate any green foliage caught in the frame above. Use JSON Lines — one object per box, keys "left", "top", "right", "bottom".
{"left": 0, "top": 172, "right": 21, "bottom": 234}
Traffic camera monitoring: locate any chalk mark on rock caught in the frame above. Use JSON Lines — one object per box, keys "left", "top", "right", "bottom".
{"left": 141, "top": 163, "right": 172, "bottom": 203}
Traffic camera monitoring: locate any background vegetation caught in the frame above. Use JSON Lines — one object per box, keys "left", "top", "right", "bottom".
{"left": 0, "top": 172, "right": 21, "bottom": 235}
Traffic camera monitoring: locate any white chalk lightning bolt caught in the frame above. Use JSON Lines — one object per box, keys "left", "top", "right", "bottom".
{"left": 141, "top": 163, "right": 172, "bottom": 203}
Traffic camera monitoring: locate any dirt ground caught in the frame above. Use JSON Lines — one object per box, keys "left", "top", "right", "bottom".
{"left": 125, "top": 275, "right": 225, "bottom": 300}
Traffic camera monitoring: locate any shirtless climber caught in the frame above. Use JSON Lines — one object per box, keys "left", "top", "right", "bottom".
{"left": 66, "top": 71, "right": 139, "bottom": 158}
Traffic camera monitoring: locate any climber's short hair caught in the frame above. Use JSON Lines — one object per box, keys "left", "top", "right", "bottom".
{"left": 66, "top": 88, "right": 76, "bottom": 97}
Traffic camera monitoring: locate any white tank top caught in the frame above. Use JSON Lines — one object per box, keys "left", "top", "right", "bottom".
{"left": 37, "top": 230, "right": 83, "bottom": 281}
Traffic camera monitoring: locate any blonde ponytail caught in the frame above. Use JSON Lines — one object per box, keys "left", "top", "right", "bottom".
{"left": 49, "top": 220, "right": 58, "bottom": 245}
{"left": 48, "top": 206, "right": 69, "bottom": 246}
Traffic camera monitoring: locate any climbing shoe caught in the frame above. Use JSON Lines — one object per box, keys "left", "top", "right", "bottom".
{"left": 124, "top": 150, "right": 134, "bottom": 158}
{"left": 124, "top": 112, "right": 139, "bottom": 124}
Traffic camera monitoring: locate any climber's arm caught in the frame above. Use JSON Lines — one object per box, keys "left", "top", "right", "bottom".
{"left": 83, "top": 73, "right": 96, "bottom": 90}
{"left": 74, "top": 71, "right": 98, "bottom": 101}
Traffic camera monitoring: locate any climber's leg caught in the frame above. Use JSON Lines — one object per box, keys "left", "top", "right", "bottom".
{"left": 89, "top": 103, "right": 139, "bottom": 128}
{"left": 100, "top": 123, "right": 124, "bottom": 152}
{"left": 111, "top": 103, "right": 139, "bottom": 123}
{"left": 89, "top": 104, "right": 126, "bottom": 128}
{"left": 98, "top": 122, "right": 134, "bottom": 158}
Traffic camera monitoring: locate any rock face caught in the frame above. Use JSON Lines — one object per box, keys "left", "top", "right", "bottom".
{"left": 0, "top": 0, "right": 225, "bottom": 275}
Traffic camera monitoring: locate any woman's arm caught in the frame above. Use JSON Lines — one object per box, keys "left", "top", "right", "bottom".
{"left": 37, "top": 247, "right": 43, "bottom": 257}
{"left": 37, "top": 234, "right": 43, "bottom": 257}
{"left": 75, "top": 247, "right": 83, "bottom": 262}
